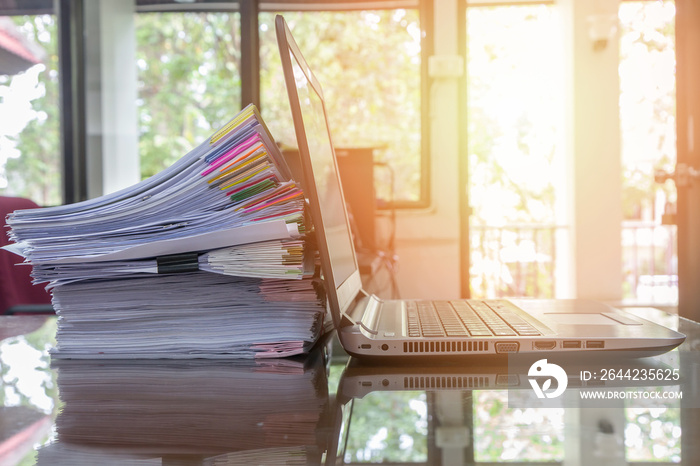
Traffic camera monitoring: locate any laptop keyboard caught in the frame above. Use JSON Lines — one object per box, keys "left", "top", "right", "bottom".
{"left": 406, "top": 300, "right": 542, "bottom": 338}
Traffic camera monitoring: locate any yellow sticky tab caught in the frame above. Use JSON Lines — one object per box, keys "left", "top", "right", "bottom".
{"left": 221, "top": 163, "right": 271, "bottom": 191}
{"left": 208, "top": 153, "right": 268, "bottom": 185}
{"left": 209, "top": 105, "right": 256, "bottom": 145}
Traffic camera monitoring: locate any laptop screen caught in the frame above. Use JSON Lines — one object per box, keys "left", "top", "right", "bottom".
{"left": 276, "top": 15, "right": 362, "bottom": 315}
{"left": 288, "top": 55, "right": 358, "bottom": 286}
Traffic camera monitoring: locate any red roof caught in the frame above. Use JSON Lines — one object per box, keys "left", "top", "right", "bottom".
{"left": 0, "top": 17, "right": 44, "bottom": 75}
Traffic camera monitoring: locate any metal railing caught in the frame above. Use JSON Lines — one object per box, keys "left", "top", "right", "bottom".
{"left": 622, "top": 221, "right": 678, "bottom": 304}
{"left": 469, "top": 222, "right": 678, "bottom": 304}
{"left": 469, "top": 224, "right": 563, "bottom": 299}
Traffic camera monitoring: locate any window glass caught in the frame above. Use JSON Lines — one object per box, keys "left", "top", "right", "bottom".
{"left": 259, "top": 10, "right": 422, "bottom": 204}
{"left": 619, "top": 0, "right": 677, "bottom": 304}
{"left": 134, "top": 12, "right": 242, "bottom": 179}
{"left": 0, "top": 15, "right": 60, "bottom": 206}
{"left": 466, "top": 5, "right": 565, "bottom": 299}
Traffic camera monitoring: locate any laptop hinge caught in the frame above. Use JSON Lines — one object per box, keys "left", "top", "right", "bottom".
{"left": 340, "top": 290, "right": 381, "bottom": 335}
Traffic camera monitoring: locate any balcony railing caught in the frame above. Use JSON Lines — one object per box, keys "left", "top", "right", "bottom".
{"left": 469, "top": 224, "right": 563, "bottom": 299}
{"left": 622, "top": 221, "right": 678, "bottom": 305}
{"left": 469, "top": 222, "right": 677, "bottom": 304}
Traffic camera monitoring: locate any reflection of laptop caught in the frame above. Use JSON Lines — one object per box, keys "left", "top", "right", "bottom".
{"left": 337, "top": 354, "right": 679, "bottom": 397}
{"left": 274, "top": 15, "right": 685, "bottom": 359}
{"left": 329, "top": 356, "right": 683, "bottom": 465}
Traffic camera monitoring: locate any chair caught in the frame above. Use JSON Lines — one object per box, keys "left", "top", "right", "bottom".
{"left": 0, "top": 196, "right": 53, "bottom": 314}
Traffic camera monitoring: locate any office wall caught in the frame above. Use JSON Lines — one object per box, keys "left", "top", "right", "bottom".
{"left": 390, "top": 0, "right": 462, "bottom": 300}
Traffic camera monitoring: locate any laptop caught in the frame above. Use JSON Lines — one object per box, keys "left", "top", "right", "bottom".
{"left": 274, "top": 15, "right": 685, "bottom": 359}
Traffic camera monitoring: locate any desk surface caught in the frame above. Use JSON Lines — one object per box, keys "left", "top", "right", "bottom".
{"left": 0, "top": 308, "right": 698, "bottom": 465}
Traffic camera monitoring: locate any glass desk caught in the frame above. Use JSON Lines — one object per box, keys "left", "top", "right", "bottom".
{"left": 0, "top": 308, "right": 698, "bottom": 465}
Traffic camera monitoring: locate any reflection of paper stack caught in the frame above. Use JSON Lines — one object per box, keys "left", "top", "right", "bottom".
{"left": 36, "top": 354, "right": 329, "bottom": 465}
{"left": 5, "top": 105, "right": 327, "bottom": 358}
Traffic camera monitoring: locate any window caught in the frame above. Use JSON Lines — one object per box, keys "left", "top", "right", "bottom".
{"left": 619, "top": 0, "right": 677, "bottom": 304}
{"left": 259, "top": 8, "right": 424, "bottom": 205}
{"left": 0, "top": 14, "right": 60, "bottom": 206}
{"left": 134, "top": 11, "right": 242, "bottom": 179}
{"left": 2, "top": 2, "right": 428, "bottom": 208}
{"left": 466, "top": 4, "right": 565, "bottom": 299}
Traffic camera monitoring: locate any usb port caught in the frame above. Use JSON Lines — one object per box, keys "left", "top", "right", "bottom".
{"left": 586, "top": 340, "right": 605, "bottom": 349}
{"left": 563, "top": 341, "right": 581, "bottom": 349}
{"left": 360, "top": 344, "right": 371, "bottom": 349}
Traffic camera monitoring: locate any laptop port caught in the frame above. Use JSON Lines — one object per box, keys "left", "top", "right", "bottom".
{"left": 563, "top": 341, "right": 581, "bottom": 349}
{"left": 586, "top": 340, "right": 605, "bottom": 349}
{"left": 495, "top": 342, "right": 520, "bottom": 353}
{"left": 496, "top": 374, "right": 520, "bottom": 386}
{"left": 534, "top": 340, "right": 556, "bottom": 350}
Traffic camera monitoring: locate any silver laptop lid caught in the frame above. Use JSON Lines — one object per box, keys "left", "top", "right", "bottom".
{"left": 275, "top": 15, "right": 363, "bottom": 328}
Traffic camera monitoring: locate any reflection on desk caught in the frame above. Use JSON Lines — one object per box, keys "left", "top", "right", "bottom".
{"left": 39, "top": 355, "right": 329, "bottom": 465}
{"left": 0, "top": 307, "right": 698, "bottom": 465}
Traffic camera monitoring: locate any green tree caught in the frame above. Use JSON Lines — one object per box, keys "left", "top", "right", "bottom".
{"left": 135, "top": 12, "right": 243, "bottom": 178}
{"left": 619, "top": 1, "right": 676, "bottom": 221}
{"left": 466, "top": 5, "right": 560, "bottom": 228}
{"left": 343, "top": 391, "right": 429, "bottom": 462}
{"left": 1, "top": 15, "right": 60, "bottom": 206}
{"left": 259, "top": 10, "right": 422, "bottom": 203}
{"left": 4, "top": 10, "right": 424, "bottom": 205}
{"left": 466, "top": 5, "right": 562, "bottom": 299}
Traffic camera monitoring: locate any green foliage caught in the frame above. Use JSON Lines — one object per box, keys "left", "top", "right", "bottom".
{"left": 466, "top": 5, "right": 561, "bottom": 227}
{"left": 343, "top": 391, "right": 428, "bottom": 462}
{"left": 1, "top": 15, "right": 60, "bottom": 206}
{"left": 466, "top": 5, "right": 562, "bottom": 299}
{"left": 4, "top": 10, "right": 423, "bottom": 204}
{"left": 619, "top": 1, "right": 676, "bottom": 221}
{"left": 625, "top": 405, "right": 681, "bottom": 462}
{"left": 259, "top": 10, "right": 422, "bottom": 202}
{"left": 135, "top": 12, "right": 243, "bottom": 178}
{"left": 135, "top": 9, "right": 423, "bottom": 203}
{"left": 473, "top": 390, "right": 565, "bottom": 462}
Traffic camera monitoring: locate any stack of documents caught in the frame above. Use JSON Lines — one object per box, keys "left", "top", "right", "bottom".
{"left": 7, "top": 105, "right": 303, "bottom": 264}
{"left": 36, "top": 355, "right": 329, "bottom": 464}
{"left": 5, "top": 105, "right": 328, "bottom": 358}
{"left": 50, "top": 272, "right": 325, "bottom": 358}
{"left": 31, "top": 239, "right": 310, "bottom": 286}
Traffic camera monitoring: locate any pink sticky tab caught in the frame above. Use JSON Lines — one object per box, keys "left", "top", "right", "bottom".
{"left": 201, "top": 134, "right": 261, "bottom": 176}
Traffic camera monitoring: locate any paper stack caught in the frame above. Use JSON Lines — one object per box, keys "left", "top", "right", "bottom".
{"left": 5, "top": 105, "right": 328, "bottom": 358}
